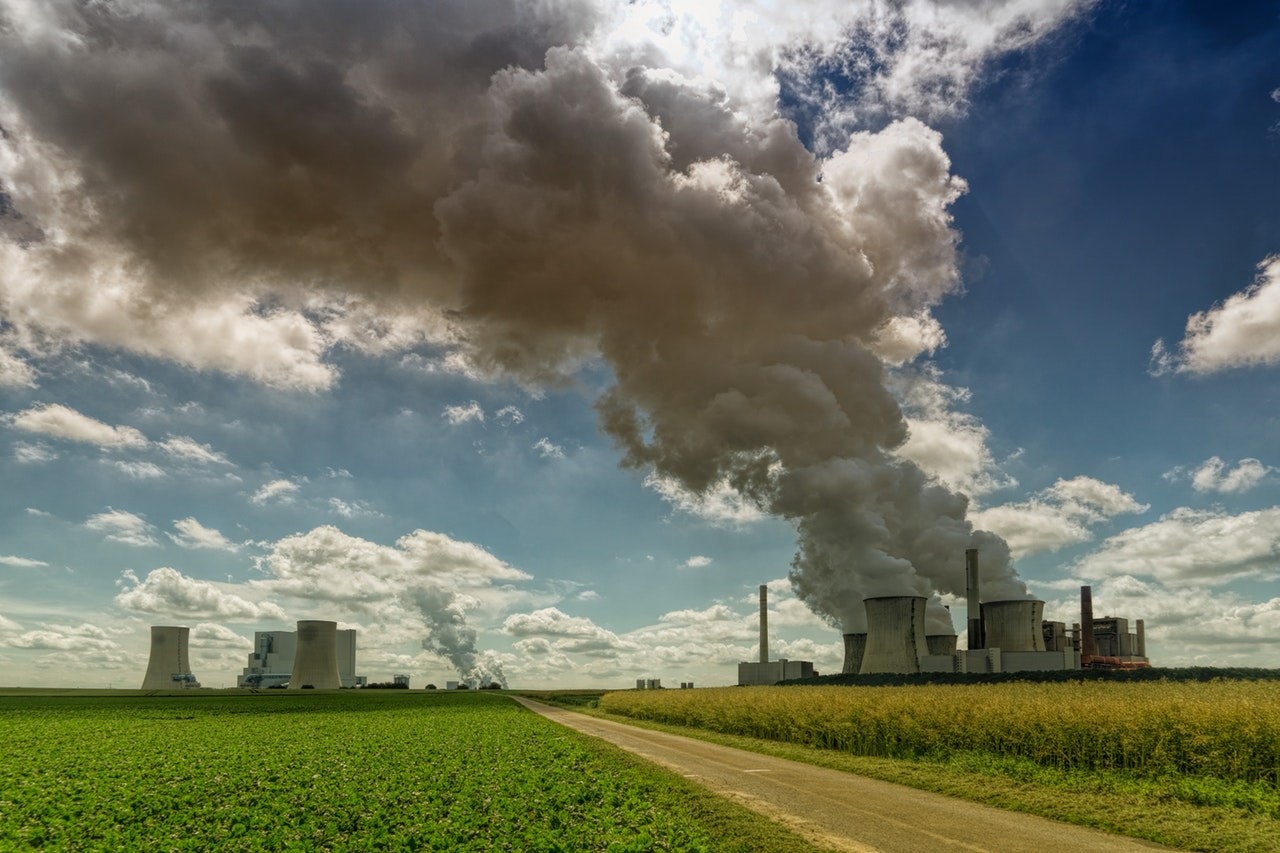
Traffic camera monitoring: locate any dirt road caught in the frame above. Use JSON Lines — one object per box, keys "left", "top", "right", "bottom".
{"left": 513, "top": 697, "right": 1174, "bottom": 852}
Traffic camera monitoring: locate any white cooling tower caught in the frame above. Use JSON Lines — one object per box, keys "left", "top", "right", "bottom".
{"left": 841, "top": 632, "right": 867, "bottom": 674}
{"left": 925, "top": 634, "right": 958, "bottom": 656}
{"left": 289, "top": 620, "right": 341, "bottom": 689}
{"left": 860, "top": 596, "right": 927, "bottom": 674}
{"left": 141, "top": 625, "right": 199, "bottom": 689}
{"left": 982, "top": 600, "right": 1046, "bottom": 652}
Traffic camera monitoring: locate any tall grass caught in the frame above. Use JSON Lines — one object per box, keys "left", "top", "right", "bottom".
{"left": 601, "top": 682, "right": 1280, "bottom": 784}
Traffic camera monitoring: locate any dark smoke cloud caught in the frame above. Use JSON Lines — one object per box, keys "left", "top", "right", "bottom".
{"left": 1, "top": 0, "right": 1034, "bottom": 635}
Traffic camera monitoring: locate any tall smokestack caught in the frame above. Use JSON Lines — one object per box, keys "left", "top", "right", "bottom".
{"left": 1136, "top": 619, "right": 1146, "bottom": 658}
{"left": 965, "top": 548, "right": 982, "bottom": 649}
{"left": 759, "top": 584, "right": 768, "bottom": 664}
{"left": 1080, "top": 586, "right": 1097, "bottom": 659}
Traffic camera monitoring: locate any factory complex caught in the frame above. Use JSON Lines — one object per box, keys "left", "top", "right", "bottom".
{"left": 741, "top": 549, "right": 1150, "bottom": 685}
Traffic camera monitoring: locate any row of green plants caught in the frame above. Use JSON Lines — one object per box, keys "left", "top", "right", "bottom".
{"left": 0, "top": 691, "right": 797, "bottom": 850}
{"left": 600, "top": 681, "right": 1280, "bottom": 784}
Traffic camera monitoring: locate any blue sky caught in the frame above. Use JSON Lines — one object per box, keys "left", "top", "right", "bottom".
{"left": 0, "top": 0, "right": 1277, "bottom": 688}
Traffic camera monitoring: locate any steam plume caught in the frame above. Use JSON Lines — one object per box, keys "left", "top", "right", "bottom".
{"left": 0, "top": 1, "right": 1070, "bottom": 632}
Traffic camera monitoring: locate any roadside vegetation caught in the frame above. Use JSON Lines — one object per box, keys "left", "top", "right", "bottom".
{"left": 598, "top": 681, "right": 1280, "bottom": 851}
{"left": 0, "top": 691, "right": 826, "bottom": 851}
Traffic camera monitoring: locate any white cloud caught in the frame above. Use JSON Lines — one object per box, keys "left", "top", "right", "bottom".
{"left": 400, "top": 351, "right": 489, "bottom": 381}
{"left": 112, "top": 460, "right": 165, "bottom": 479}
{"left": 0, "top": 344, "right": 36, "bottom": 388}
{"left": 577, "top": 590, "right": 600, "bottom": 601}
{"left": 169, "top": 517, "right": 239, "bottom": 552}
{"left": 869, "top": 312, "right": 948, "bottom": 365}
{"left": 1071, "top": 506, "right": 1280, "bottom": 586}
{"left": 681, "top": 555, "right": 713, "bottom": 569}
{"left": 115, "top": 567, "right": 287, "bottom": 620}
{"left": 12, "top": 441, "right": 55, "bottom": 464}
{"left": 327, "top": 498, "right": 382, "bottom": 519}
{"left": 1, "top": 622, "right": 123, "bottom": 653}
{"left": 645, "top": 471, "right": 766, "bottom": 527}
{"left": 970, "top": 476, "right": 1148, "bottom": 558}
{"left": 251, "top": 479, "right": 300, "bottom": 505}
{"left": 495, "top": 405, "right": 524, "bottom": 425}
{"left": 159, "top": 436, "right": 231, "bottom": 466}
{"left": 190, "top": 622, "right": 251, "bottom": 649}
{"left": 0, "top": 555, "right": 48, "bottom": 568}
{"left": 0, "top": 613, "right": 20, "bottom": 631}
{"left": 532, "top": 437, "right": 565, "bottom": 459}
{"left": 892, "top": 366, "right": 1015, "bottom": 498}
{"left": 9, "top": 403, "right": 147, "bottom": 448}
{"left": 1151, "top": 255, "right": 1280, "bottom": 375}
{"left": 442, "top": 401, "right": 485, "bottom": 425}
{"left": 85, "top": 508, "right": 160, "bottom": 548}
{"left": 1187, "top": 457, "right": 1272, "bottom": 495}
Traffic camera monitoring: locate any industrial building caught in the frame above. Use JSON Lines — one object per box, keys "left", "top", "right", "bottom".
{"left": 738, "top": 585, "right": 816, "bottom": 685}
{"left": 834, "top": 552, "right": 1151, "bottom": 676}
{"left": 237, "top": 623, "right": 365, "bottom": 688}
{"left": 141, "top": 625, "right": 200, "bottom": 689}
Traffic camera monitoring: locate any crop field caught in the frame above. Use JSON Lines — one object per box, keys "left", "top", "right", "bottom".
{"left": 601, "top": 682, "right": 1280, "bottom": 783}
{"left": 0, "top": 691, "right": 809, "bottom": 851}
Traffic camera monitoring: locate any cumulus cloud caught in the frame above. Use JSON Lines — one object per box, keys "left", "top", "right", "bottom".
{"left": 190, "top": 622, "right": 251, "bottom": 649}
{"left": 681, "top": 555, "right": 713, "bottom": 569}
{"left": 892, "top": 366, "right": 1015, "bottom": 498}
{"left": 251, "top": 479, "right": 300, "bottom": 505}
{"left": 115, "top": 567, "right": 287, "bottom": 620}
{"left": 1, "top": 622, "right": 123, "bottom": 653}
{"left": 0, "top": 342, "right": 35, "bottom": 387}
{"left": 442, "top": 401, "right": 485, "bottom": 426}
{"left": 9, "top": 403, "right": 146, "bottom": 448}
{"left": 1071, "top": 506, "right": 1280, "bottom": 586}
{"left": 0, "top": 555, "right": 48, "bottom": 568}
{"left": 85, "top": 508, "right": 160, "bottom": 548}
{"left": 1181, "top": 456, "right": 1273, "bottom": 495}
{"left": 112, "top": 460, "right": 165, "bottom": 480}
{"left": 1151, "top": 255, "right": 1280, "bottom": 375}
{"left": 327, "top": 498, "right": 382, "bottom": 519}
{"left": 644, "top": 472, "right": 767, "bottom": 527}
{"left": 970, "top": 476, "right": 1149, "bottom": 558}
{"left": 495, "top": 405, "right": 524, "bottom": 425}
{"left": 169, "top": 517, "right": 239, "bottom": 552}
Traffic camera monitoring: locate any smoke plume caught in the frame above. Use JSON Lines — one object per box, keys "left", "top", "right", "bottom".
{"left": 0, "top": 1, "right": 1074, "bottom": 633}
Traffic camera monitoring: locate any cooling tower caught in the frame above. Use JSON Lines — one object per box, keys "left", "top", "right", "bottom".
{"left": 1080, "top": 585, "right": 1097, "bottom": 658}
{"left": 965, "top": 548, "right": 982, "bottom": 650}
{"left": 141, "top": 625, "right": 198, "bottom": 689}
{"left": 841, "top": 632, "right": 867, "bottom": 674}
{"left": 926, "top": 634, "right": 958, "bottom": 656}
{"left": 289, "top": 620, "right": 341, "bottom": 689}
{"left": 860, "top": 596, "right": 927, "bottom": 674}
{"left": 982, "top": 600, "right": 1046, "bottom": 652}
{"left": 758, "top": 584, "right": 769, "bottom": 664}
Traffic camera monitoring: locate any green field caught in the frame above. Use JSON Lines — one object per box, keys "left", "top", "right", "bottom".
{"left": 0, "top": 691, "right": 817, "bottom": 851}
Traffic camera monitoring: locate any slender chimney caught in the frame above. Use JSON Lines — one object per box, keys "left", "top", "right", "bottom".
{"left": 965, "top": 548, "right": 982, "bottom": 649}
{"left": 759, "top": 584, "right": 768, "bottom": 664}
{"left": 1080, "top": 586, "right": 1097, "bottom": 659}
{"left": 1136, "top": 619, "right": 1146, "bottom": 658}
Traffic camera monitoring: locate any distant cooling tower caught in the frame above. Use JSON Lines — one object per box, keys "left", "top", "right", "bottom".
{"left": 841, "top": 632, "right": 867, "bottom": 674}
{"left": 982, "top": 600, "right": 1046, "bottom": 652}
{"left": 141, "top": 625, "right": 199, "bottom": 689}
{"left": 860, "top": 596, "right": 927, "bottom": 674}
{"left": 289, "top": 620, "right": 341, "bottom": 689}
{"left": 925, "top": 634, "right": 958, "bottom": 656}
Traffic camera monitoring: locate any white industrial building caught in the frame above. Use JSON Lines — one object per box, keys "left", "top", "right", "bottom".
{"left": 237, "top": 626, "right": 364, "bottom": 688}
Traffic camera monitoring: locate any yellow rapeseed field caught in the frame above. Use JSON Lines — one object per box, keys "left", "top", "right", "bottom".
{"left": 601, "top": 682, "right": 1280, "bottom": 783}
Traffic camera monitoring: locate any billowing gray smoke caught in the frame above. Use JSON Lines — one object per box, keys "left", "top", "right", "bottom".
{"left": 413, "top": 588, "right": 508, "bottom": 689}
{"left": 0, "top": 1, "right": 1053, "bottom": 634}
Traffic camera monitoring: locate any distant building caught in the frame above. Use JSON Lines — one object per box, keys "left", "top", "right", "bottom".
{"left": 238, "top": 628, "right": 365, "bottom": 688}
{"left": 737, "top": 659, "right": 815, "bottom": 685}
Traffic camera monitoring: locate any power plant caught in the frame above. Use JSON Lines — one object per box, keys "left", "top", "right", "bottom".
{"left": 141, "top": 625, "right": 200, "bottom": 689}
{"left": 834, "top": 551, "right": 1151, "bottom": 676}
{"left": 738, "top": 584, "right": 816, "bottom": 685}
{"left": 238, "top": 623, "right": 365, "bottom": 688}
